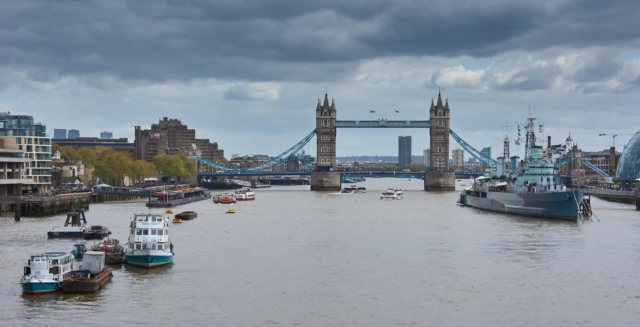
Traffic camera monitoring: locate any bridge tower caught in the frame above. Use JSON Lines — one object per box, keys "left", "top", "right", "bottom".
{"left": 429, "top": 90, "right": 450, "bottom": 171}
{"left": 310, "top": 91, "right": 341, "bottom": 191}
{"left": 424, "top": 90, "right": 455, "bottom": 191}
{"left": 315, "top": 91, "right": 337, "bottom": 170}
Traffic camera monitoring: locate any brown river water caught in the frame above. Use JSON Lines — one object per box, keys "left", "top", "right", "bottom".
{"left": 2, "top": 178, "right": 640, "bottom": 326}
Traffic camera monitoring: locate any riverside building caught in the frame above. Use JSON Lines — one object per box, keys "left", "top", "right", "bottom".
{"left": 134, "top": 117, "right": 225, "bottom": 163}
{"left": 0, "top": 112, "right": 52, "bottom": 193}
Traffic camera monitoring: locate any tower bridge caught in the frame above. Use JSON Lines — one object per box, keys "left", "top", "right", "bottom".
{"left": 196, "top": 89, "right": 492, "bottom": 191}
{"left": 311, "top": 90, "right": 453, "bottom": 191}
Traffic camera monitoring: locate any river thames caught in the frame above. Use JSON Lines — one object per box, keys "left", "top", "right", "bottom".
{"left": 2, "top": 178, "right": 640, "bottom": 326}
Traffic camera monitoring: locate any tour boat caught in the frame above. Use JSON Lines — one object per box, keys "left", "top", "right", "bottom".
{"left": 62, "top": 251, "right": 113, "bottom": 294}
{"left": 394, "top": 188, "right": 404, "bottom": 197}
{"left": 235, "top": 188, "right": 256, "bottom": 201}
{"left": 341, "top": 185, "right": 358, "bottom": 193}
{"left": 21, "top": 252, "right": 74, "bottom": 294}
{"left": 147, "top": 188, "right": 212, "bottom": 208}
{"left": 213, "top": 192, "right": 237, "bottom": 204}
{"left": 71, "top": 243, "right": 87, "bottom": 258}
{"left": 124, "top": 214, "right": 174, "bottom": 268}
{"left": 82, "top": 225, "right": 111, "bottom": 240}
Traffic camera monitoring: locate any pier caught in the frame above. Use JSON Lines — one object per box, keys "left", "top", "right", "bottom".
{"left": 582, "top": 188, "right": 640, "bottom": 210}
{"left": 3, "top": 193, "right": 91, "bottom": 220}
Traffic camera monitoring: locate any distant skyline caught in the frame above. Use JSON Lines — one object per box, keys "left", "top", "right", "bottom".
{"left": 1, "top": 0, "right": 639, "bottom": 158}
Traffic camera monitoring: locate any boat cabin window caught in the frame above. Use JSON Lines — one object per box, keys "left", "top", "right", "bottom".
{"left": 135, "top": 244, "right": 142, "bottom": 250}
{"left": 143, "top": 229, "right": 149, "bottom": 235}
{"left": 52, "top": 259, "right": 58, "bottom": 265}
{"left": 151, "top": 229, "right": 157, "bottom": 235}
{"left": 131, "top": 228, "right": 134, "bottom": 235}
{"left": 137, "top": 216, "right": 144, "bottom": 222}
{"left": 136, "top": 229, "right": 143, "bottom": 235}
{"left": 157, "top": 230, "right": 164, "bottom": 236}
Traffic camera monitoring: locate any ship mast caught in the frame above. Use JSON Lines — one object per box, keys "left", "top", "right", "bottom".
{"left": 524, "top": 117, "right": 536, "bottom": 162}
{"left": 502, "top": 120, "right": 511, "bottom": 171}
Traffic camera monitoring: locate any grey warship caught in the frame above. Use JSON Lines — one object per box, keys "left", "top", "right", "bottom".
{"left": 459, "top": 117, "right": 583, "bottom": 220}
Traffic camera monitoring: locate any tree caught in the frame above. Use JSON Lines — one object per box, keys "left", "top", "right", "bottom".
{"left": 153, "top": 154, "right": 194, "bottom": 183}
{"left": 129, "top": 160, "right": 156, "bottom": 184}
{"left": 93, "top": 150, "right": 133, "bottom": 186}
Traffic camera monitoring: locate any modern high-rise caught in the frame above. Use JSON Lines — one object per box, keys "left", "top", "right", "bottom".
{"left": 68, "top": 129, "right": 80, "bottom": 139}
{"left": 452, "top": 148, "right": 464, "bottom": 168}
{"left": 423, "top": 148, "right": 430, "bottom": 166}
{"left": 54, "top": 129, "right": 67, "bottom": 139}
{"left": 0, "top": 112, "right": 52, "bottom": 193}
{"left": 398, "top": 136, "right": 412, "bottom": 167}
{"left": 480, "top": 147, "right": 491, "bottom": 160}
{"left": 100, "top": 131, "right": 113, "bottom": 139}
{"left": 134, "top": 117, "right": 225, "bottom": 163}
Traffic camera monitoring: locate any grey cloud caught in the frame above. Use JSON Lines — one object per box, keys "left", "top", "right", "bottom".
{"left": 1, "top": 0, "right": 640, "bottom": 84}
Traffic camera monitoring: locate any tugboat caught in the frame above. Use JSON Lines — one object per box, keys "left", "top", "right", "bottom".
{"left": 21, "top": 252, "right": 74, "bottom": 294}
{"left": 458, "top": 116, "right": 584, "bottom": 220}
{"left": 125, "top": 214, "right": 174, "bottom": 267}
{"left": 90, "top": 238, "right": 125, "bottom": 265}
{"left": 62, "top": 251, "right": 113, "bottom": 293}
{"left": 71, "top": 243, "right": 87, "bottom": 258}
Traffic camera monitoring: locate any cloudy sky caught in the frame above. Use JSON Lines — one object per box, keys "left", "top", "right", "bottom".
{"left": 1, "top": 0, "right": 640, "bottom": 160}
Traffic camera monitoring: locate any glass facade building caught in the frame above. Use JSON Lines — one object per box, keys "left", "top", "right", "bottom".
{"left": 398, "top": 136, "right": 412, "bottom": 167}
{"left": 616, "top": 131, "right": 640, "bottom": 183}
{"left": 54, "top": 129, "right": 67, "bottom": 138}
{"left": 0, "top": 112, "right": 52, "bottom": 192}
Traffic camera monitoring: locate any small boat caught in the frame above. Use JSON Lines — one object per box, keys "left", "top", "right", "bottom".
{"left": 235, "top": 188, "right": 256, "bottom": 201}
{"left": 394, "top": 189, "right": 404, "bottom": 197}
{"left": 165, "top": 209, "right": 173, "bottom": 214}
{"left": 82, "top": 225, "right": 111, "bottom": 240}
{"left": 48, "top": 211, "right": 87, "bottom": 238}
{"left": 172, "top": 218, "right": 183, "bottom": 224}
{"left": 62, "top": 251, "right": 112, "bottom": 294}
{"left": 90, "top": 238, "right": 125, "bottom": 265}
{"left": 125, "top": 214, "right": 174, "bottom": 267}
{"left": 357, "top": 186, "right": 366, "bottom": 193}
{"left": 226, "top": 209, "right": 235, "bottom": 214}
{"left": 175, "top": 211, "right": 197, "bottom": 220}
{"left": 380, "top": 190, "right": 398, "bottom": 200}
{"left": 341, "top": 185, "right": 358, "bottom": 193}
{"left": 21, "top": 252, "right": 73, "bottom": 294}
{"left": 213, "top": 192, "right": 237, "bottom": 204}
{"left": 71, "top": 243, "right": 87, "bottom": 258}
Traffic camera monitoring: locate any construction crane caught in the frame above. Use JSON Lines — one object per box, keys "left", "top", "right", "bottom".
{"left": 598, "top": 133, "right": 634, "bottom": 147}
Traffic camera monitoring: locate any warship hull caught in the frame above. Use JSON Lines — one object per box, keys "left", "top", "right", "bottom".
{"left": 460, "top": 190, "right": 583, "bottom": 220}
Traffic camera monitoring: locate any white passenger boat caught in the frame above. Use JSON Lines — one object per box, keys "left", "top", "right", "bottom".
{"left": 380, "top": 190, "right": 398, "bottom": 200}
{"left": 235, "top": 188, "right": 255, "bottom": 201}
{"left": 394, "top": 188, "right": 404, "bottom": 198}
{"left": 124, "top": 214, "right": 174, "bottom": 268}
{"left": 21, "top": 252, "right": 74, "bottom": 294}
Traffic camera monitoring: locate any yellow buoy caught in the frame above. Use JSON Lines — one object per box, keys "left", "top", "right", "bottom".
{"left": 226, "top": 209, "right": 235, "bottom": 214}
{"left": 172, "top": 218, "right": 183, "bottom": 224}
{"left": 165, "top": 209, "right": 174, "bottom": 214}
